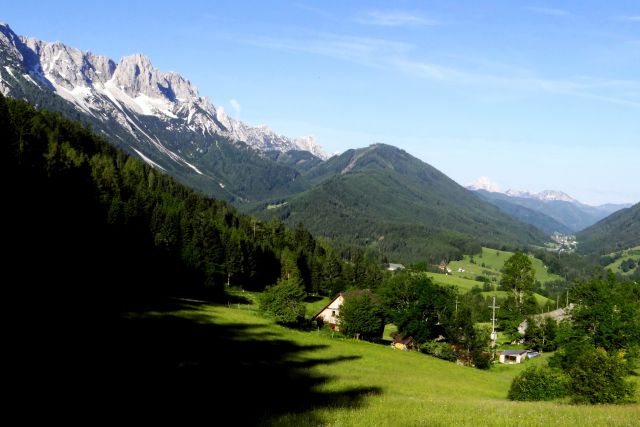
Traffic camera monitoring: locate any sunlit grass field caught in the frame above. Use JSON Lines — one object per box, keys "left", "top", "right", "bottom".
{"left": 448, "top": 247, "right": 563, "bottom": 284}
{"left": 153, "top": 296, "right": 639, "bottom": 426}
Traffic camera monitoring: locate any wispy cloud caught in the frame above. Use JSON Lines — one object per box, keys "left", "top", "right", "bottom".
{"left": 616, "top": 15, "right": 640, "bottom": 22}
{"left": 355, "top": 10, "right": 437, "bottom": 27}
{"left": 527, "top": 7, "right": 571, "bottom": 17}
{"left": 236, "top": 32, "right": 640, "bottom": 109}
{"left": 230, "top": 99, "right": 241, "bottom": 115}
{"left": 240, "top": 33, "right": 411, "bottom": 65}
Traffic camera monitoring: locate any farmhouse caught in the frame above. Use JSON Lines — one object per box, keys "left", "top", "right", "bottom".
{"left": 313, "top": 290, "right": 373, "bottom": 331}
{"left": 518, "top": 304, "right": 574, "bottom": 334}
{"left": 498, "top": 349, "right": 528, "bottom": 364}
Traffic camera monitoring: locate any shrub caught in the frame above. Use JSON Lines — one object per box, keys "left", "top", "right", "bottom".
{"left": 508, "top": 366, "right": 568, "bottom": 401}
{"left": 421, "top": 341, "right": 456, "bottom": 362}
{"left": 566, "top": 348, "right": 636, "bottom": 404}
{"left": 259, "top": 277, "right": 306, "bottom": 325}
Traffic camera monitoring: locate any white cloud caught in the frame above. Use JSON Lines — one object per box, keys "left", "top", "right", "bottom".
{"left": 355, "top": 10, "right": 437, "bottom": 27}
{"left": 526, "top": 7, "right": 571, "bottom": 17}
{"left": 230, "top": 98, "right": 241, "bottom": 115}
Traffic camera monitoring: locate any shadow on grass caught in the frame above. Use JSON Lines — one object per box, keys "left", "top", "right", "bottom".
{"left": 56, "top": 300, "right": 381, "bottom": 424}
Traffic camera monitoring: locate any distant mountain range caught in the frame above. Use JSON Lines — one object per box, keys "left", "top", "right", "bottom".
{"left": 467, "top": 178, "right": 631, "bottom": 234}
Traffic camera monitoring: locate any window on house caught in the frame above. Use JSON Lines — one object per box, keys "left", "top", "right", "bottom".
{"left": 332, "top": 311, "right": 336, "bottom": 316}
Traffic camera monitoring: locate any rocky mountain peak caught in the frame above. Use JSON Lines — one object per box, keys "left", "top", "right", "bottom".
{"left": 1, "top": 22, "right": 329, "bottom": 160}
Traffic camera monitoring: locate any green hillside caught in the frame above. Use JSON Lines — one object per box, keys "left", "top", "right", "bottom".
{"left": 260, "top": 144, "right": 548, "bottom": 263}
{"left": 603, "top": 246, "right": 640, "bottom": 276}
{"left": 447, "top": 247, "right": 563, "bottom": 284}
{"left": 107, "top": 298, "right": 639, "bottom": 425}
{"left": 577, "top": 203, "right": 640, "bottom": 255}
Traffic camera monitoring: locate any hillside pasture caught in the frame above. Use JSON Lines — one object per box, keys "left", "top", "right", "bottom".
{"left": 448, "top": 247, "right": 563, "bottom": 284}
{"left": 115, "top": 298, "right": 640, "bottom": 426}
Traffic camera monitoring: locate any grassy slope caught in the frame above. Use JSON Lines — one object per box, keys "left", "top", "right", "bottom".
{"left": 147, "top": 300, "right": 639, "bottom": 426}
{"left": 426, "top": 272, "right": 485, "bottom": 292}
{"left": 605, "top": 246, "right": 640, "bottom": 275}
{"left": 448, "top": 247, "right": 563, "bottom": 284}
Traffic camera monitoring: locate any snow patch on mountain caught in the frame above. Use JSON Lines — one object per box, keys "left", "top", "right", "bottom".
{"left": 467, "top": 176, "right": 502, "bottom": 193}
{"left": 0, "top": 22, "right": 329, "bottom": 160}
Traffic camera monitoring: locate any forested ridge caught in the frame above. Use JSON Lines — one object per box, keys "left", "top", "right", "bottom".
{"left": 1, "top": 94, "right": 384, "bottom": 312}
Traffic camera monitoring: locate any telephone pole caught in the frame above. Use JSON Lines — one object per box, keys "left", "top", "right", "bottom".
{"left": 489, "top": 296, "right": 500, "bottom": 352}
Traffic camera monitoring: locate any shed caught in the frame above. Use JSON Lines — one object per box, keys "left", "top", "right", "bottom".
{"left": 498, "top": 349, "right": 528, "bottom": 364}
{"left": 387, "top": 263, "right": 406, "bottom": 271}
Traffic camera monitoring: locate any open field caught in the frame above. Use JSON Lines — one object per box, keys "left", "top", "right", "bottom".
{"left": 426, "top": 272, "right": 485, "bottom": 292}
{"left": 605, "top": 246, "right": 640, "bottom": 275}
{"left": 119, "top": 297, "right": 640, "bottom": 426}
{"left": 448, "top": 247, "right": 563, "bottom": 284}
{"left": 425, "top": 272, "right": 554, "bottom": 306}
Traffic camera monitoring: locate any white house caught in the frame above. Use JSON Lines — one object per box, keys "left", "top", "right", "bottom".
{"left": 498, "top": 349, "right": 528, "bottom": 364}
{"left": 313, "top": 294, "right": 345, "bottom": 330}
{"left": 313, "top": 290, "right": 376, "bottom": 331}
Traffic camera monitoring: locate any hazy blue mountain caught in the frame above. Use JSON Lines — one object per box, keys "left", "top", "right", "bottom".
{"left": 467, "top": 184, "right": 631, "bottom": 233}
{"left": 577, "top": 203, "right": 640, "bottom": 255}
{"left": 473, "top": 190, "right": 573, "bottom": 235}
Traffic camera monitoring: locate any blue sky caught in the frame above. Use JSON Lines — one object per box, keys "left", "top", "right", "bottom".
{"left": 3, "top": 1, "right": 639, "bottom": 204}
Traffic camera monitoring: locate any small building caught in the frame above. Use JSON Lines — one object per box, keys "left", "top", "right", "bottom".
{"left": 313, "top": 290, "right": 374, "bottom": 331}
{"left": 518, "top": 304, "right": 575, "bottom": 334}
{"left": 387, "top": 263, "right": 406, "bottom": 271}
{"left": 498, "top": 349, "right": 528, "bottom": 364}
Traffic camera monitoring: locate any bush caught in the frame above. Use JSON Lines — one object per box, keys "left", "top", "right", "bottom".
{"left": 508, "top": 366, "right": 568, "bottom": 401}
{"left": 421, "top": 341, "right": 456, "bottom": 362}
{"left": 566, "top": 348, "right": 636, "bottom": 404}
{"left": 259, "top": 277, "right": 306, "bottom": 325}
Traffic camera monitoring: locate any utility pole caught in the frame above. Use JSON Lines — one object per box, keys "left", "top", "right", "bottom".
{"left": 566, "top": 290, "right": 569, "bottom": 308}
{"left": 455, "top": 296, "right": 459, "bottom": 314}
{"left": 489, "top": 296, "right": 500, "bottom": 353}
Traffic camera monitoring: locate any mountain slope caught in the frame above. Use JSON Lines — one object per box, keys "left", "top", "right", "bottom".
{"left": 468, "top": 185, "right": 630, "bottom": 233}
{"left": 577, "top": 203, "right": 640, "bottom": 255}
{"left": 260, "top": 144, "right": 547, "bottom": 262}
{"left": 0, "top": 22, "right": 324, "bottom": 203}
{"left": 473, "top": 190, "right": 573, "bottom": 235}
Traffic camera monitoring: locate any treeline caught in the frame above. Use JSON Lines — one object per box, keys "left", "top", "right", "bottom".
{"left": 510, "top": 274, "right": 640, "bottom": 404}
{"left": 0, "top": 94, "right": 379, "bottom": 310}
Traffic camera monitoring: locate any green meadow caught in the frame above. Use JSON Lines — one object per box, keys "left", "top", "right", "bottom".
{"left": 126, "top": 297, "right": 639, "bottom": 426}
{"left": 447, "top": 247, "right": 563, "bottom": 284}
{"left": 604, "top": 246, "right": 640, "bottom": 275}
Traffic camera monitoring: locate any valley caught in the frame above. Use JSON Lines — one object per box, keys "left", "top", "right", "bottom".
{"left": 2, "top": 9, "right": 640, "bottom": 425}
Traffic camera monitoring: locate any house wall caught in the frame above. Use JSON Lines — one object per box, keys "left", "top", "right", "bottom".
{"left": 315, "top": 295, "right": 344, "bottom": 330}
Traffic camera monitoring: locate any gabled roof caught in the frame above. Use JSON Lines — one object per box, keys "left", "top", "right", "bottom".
{"left": 312, "top": 289, "right": 374, "bottom": 320}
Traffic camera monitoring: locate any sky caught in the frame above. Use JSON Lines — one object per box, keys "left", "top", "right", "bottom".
{"left": 2, "top": 0, "right": 639, "bottom": 205}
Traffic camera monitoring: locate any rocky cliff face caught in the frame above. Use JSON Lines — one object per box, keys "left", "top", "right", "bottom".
{"left": 1, "top": 22, "right": 328, "bottom": 160}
